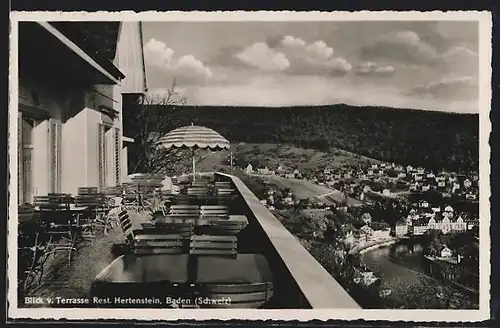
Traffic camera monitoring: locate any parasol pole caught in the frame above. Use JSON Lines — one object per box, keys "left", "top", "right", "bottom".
{"left": 230, "top": 151, "right": 233, "bottom": 175}
{"left": 192, "top": 148, "right": 196, "bottom": 182}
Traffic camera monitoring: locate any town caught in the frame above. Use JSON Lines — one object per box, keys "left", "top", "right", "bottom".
{"left": 237, "top": 157, "right": 480, "bottom": 308}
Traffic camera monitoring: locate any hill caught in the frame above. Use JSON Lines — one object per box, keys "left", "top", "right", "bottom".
{"left": 130, "top": 103, "right": 479, "bottom": 172}
{"left": 152, "top": 142, "right": 378, "bottom": 177}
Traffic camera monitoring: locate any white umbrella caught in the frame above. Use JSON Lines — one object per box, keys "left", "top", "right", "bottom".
{"left": 156, "top": 124, "right": 230, "bottom": 180}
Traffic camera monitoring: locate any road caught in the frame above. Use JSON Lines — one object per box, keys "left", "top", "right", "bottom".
{"left": 252, "top": 174, "right": 362, "bottom": 205}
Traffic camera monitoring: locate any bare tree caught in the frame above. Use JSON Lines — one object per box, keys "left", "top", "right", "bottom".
{"left": 126, "top": 80, "right": 187, "bottom": 174}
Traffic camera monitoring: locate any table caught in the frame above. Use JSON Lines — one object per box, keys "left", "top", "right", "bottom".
{"left": 92, "top": 253, "right": 273, "bottom": 308}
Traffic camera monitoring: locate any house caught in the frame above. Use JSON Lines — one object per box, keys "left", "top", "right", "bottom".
{"left": 360, "top": 225, "right": 374, "bottom": 237}
{"left": 394, "top": 223, "right": 408, "bottom": 236}
{"left": 463, "top": 179, "right": 472, "bottom": 189}
{"left": 372, "top": 229, "right": 391, "bottom": 241}
{"left": 17, "top": 21, "right": 146, "bottom": 203}
{"left": 245, "top": 163, "right": 253, "bottom": 174}
{"left": 466, "top": 193, "right": 477, "bottom": 200}
{"left": 419, "top": 201, "right": 430, "bottom": 208}
{"left": 440, "top": 246, "right": 453, "bottom": 258}
{"left": 257, "top": 167, "right": 270, "bottom": 175}
{"left": 361, "top": 213, "right": 372, "bottom": 224}
{"left": 284, "top": 173, "right": 295, "bottom": 179}
{"left": 413, "top": 224, "right": 430, "bottom": 235}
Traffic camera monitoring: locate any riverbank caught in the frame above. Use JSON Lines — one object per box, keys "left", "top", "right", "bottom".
{"left": 349, "top": 237, "right": 399, "bottom": 255}
{"left": 360, "top": 240, "right": 479, "bottom": 309}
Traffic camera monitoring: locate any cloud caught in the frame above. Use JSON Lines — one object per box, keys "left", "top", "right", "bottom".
{"left": 235, "top": 42, "right": 290, "bottom": 72}
{"left": 361, "top": 30, "right": 479, "bottom": 76}
{"left": 280, "top": 36, "right": 352, "bottom": 76}
{"left": 441, "top": 46, "right": 479, "bottom": 75}
{"left": 407, "top": 76, "right": 478, "bottom": 100}
{"left": 361, "top": 30, "right": 440, "bottom": 65}
{"left": 282, "top": 35, "right": 306, "bottom": 48}
{"left": 144, "top": 38, "right": 212, "bottom": 82}
{"left": 212, "top": 36, "right": 351, "bottom": 77}
{"left": 355, "top": 62, "right": 395, "bottom": 77}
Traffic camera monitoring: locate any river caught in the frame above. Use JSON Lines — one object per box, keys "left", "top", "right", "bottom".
{"left": 360, "top": 241, "right": 479, "bottom": 309}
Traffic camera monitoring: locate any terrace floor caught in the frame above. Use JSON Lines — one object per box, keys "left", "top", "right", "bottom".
{"left": 20, "top": 212, "right": 149, "bottom": 307}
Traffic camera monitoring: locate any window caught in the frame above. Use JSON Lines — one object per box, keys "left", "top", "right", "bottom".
{"left": 18, "top": 114, "right": 35, "bottom": 204}
{"left": 98, "top": 123, "right": 107, "bottom": 189}
{"left": 114, "top": 127, "right": 121, "bottom": 185}
{"left": 99, "top": 123, "right": 120, "bottom": 188}
{"left": 49, "top": 119, "right": 62, "bottom": 193}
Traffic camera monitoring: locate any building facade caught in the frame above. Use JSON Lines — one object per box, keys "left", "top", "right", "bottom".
{"left": 17, "top": 21, "right": 146, "bottom": 204}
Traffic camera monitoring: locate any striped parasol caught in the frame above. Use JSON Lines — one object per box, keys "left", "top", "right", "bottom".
{"left": 156, "top": 124, "right": 231, "bottom": 180}
{"left": 156, "top": 124, "right": 230, "bottom": 150}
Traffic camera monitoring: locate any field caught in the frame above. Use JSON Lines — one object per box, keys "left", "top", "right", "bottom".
{"left": 160, "top": 142, "right": 378, "bottom": 177}
{"left": 232, "top": 142, "right": 379, "bottom": 172}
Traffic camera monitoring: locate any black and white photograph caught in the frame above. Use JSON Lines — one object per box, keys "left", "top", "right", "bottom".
{"left": 8, "top": 10, "right": 492, "bottom": 322}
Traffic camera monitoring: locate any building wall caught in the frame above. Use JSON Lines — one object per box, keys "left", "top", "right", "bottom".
{"left": 18, "top": 22, "right": 146, "bottom": 199}
{"left": 19, "top": 74, "right": 122, "bottom": 196}
{"left": 113, "top": 21, "right": 147, "bottom": 180}
{"left": 19, "top": 75, "right": 63, "bottom": 198}
{"left": 61, "top": 109, "right": 88, "bottom": 194}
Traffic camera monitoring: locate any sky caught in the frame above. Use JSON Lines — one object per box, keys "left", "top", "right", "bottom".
{"left": 141, "top": 20, "right": 479, "bottom": 113}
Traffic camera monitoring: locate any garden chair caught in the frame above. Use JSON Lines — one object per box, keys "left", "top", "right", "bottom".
{"left": 117, "top": 210, "right": 183, "bottom": 254}
{"left": 34, "top": 195, "right": 78, "bottom": 263}
{"left": 189, "top": 235, "right": 238, "bottom": 257}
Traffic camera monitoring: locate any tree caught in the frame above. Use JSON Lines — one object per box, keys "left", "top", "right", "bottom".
{"left": 125, "top": 80, "right": 187, "bottom": 174}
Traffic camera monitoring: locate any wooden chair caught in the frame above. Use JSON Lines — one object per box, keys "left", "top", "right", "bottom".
{"left": 164, "top": 205, "right": 199, "bottom": 224}
{"left": 118, "top": 209, "right": 134, "bottom": 242}
{"left": 191, "top": 180, "right": 210, "bottom": 188}
{"left": 102, "top": 186, "right": 124, "bottom": 197}
{"left": 74, "top": 193, "right": 108, "bottom": 239}
{"left": 196, "top": 220, "right": 248, "bottom": 236}
{"left": 18, "top": 205, "right": 51, "bottom": 293}
{"left": 216, "top": 188, "right": 235, "bottom": 197}
{"left": 132, "top": 233, "right": 184, "bottom": 255}
{"left": 168, "top": 205, "right": 200, "bottom": 217}
{"left": 187, "top": 187, "right": 210, "bottom": 197}
{"left": 215, "top": 181, "right": 232, "bottom": 189}
{"left": 199, "top": 205, "right": 229, "bottom": 220}
{"left": 118, "top": 210, "right": 183, "bottom": 254}
{"left": 201, "top": 282, "right": 274, "bottom": 308}
{"left": 189, "top": 235, "right": 238, "bottom": 257}
{"left": 77, "top": 187, "right": 99, "bottom": 195}
{"left": 145, "top": 221, "right": 194, "bottom": 239}
{"left": 33, "top": 195, "right": 77, "bottom": 263}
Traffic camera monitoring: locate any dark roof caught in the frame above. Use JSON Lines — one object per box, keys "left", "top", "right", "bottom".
{"left": 51, "top": 22, "right": 120, "bottom": 60}
{"left": 50, "top": 22, "right": 124, "bottom": 80}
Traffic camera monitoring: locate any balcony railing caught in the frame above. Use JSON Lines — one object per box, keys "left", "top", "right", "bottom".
{"left": 215, "top": 172, "right": 361, "bottom": 309}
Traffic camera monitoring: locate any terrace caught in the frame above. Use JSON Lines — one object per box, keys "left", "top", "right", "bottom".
{"left": 17, "top": 172, "right": 360, "bottom": 309}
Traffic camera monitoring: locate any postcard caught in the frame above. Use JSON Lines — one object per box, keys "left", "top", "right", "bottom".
{"left": 8, "top": 10, "right": 492, "bottom": 322}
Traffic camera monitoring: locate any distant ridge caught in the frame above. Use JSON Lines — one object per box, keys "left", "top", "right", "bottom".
{"left": 162, "top": 103, "right": 479, "bottom": 115}
{"left": 127, "top": 103, "right": 479, "bottom": 172}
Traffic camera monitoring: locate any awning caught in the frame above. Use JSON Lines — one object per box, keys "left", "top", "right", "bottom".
{"left": 19, "top": 22, "right": 124, "bottom": 85}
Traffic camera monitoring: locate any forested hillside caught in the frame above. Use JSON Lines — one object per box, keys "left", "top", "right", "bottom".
{"left": 137, "top": 104, "right": 479, "bottom": 172}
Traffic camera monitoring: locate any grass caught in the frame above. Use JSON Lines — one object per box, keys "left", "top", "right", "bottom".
{"left": 159, "top": 142, "right": 379, "bottom": 177}
{"left": 20, "top": 211, "right": 150, "bottom": 307}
